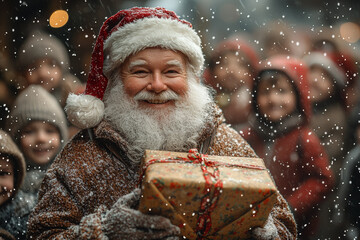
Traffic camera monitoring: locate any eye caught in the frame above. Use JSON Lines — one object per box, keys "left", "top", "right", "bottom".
{"left": 0, "top": 171, "right": 12, "bottom": 177}
{"left": 133, "top": 70, "right": 148, "bottom": 74}
{"left": 21, "top": 128, "right": 35, "bottom": 135}
{"left": 166, "top": 69, "right": 179, "bottom": 74}
{"left": 46, "top": 128, "right": 58, "bottom": 134}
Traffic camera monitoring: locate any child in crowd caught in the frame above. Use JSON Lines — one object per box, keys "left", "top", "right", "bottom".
{"left": 16, "top": 30, "right": 84, "bottom": 138}
{"left": 16, "top": 30, "right": 72, "bottom": 108}
{"left": 204, "top": 37, "right": 259, "bottom": 131}
{"left": 303, "top": 52, "right": 350, "bottom": 239}
{"left": 6, "top": 85, "right": 68, "bottom": 196}
{"left": 0, "top": 129, "right": 36, "bottom": 239}
{"left": 241, "top": 55, "right": 334, "bottom": 239}
{"left": 311, "top": 28, "right": 359, "bottom": 112}
{"left": 303, "top": 52, "right": 348, "bottom": 177}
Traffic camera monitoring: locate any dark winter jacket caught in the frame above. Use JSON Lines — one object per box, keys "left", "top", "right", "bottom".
{"left": 333, "top": 103, "right": 360, "bottom": 232}
{"left": 345, "top": 153, "right": 360, "bottom": 228}
{"left": 241, "top": 56, "right": 334, "bottom": 237}
{"left": 333, "top": 145, "right": 360, "bottom": 230}
{"left": 0, "top": 190, "right": 37, "bottom": 240}
{"left": 20, "top": 166, "right": 48, "bottom": 195}
{"left": 27, "top": 104, "right": 297, "bottom": 239}
{"left": 310, "top": 92, "right": 347, "bottom": 178}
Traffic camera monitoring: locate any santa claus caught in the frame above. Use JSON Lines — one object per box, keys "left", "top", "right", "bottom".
{"left": 27, "top": 7, "right": 296, "bottom": 239}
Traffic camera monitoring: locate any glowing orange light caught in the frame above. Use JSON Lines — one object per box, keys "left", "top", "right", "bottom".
{"left": 340, "top": 22, "right": 360, "bottom": 43}
{"left": 49, "top": 10, "right": 69, "bottom": 28}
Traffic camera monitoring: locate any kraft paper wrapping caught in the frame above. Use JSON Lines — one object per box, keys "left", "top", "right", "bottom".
{"left": 138, "top": 150, "right": 277, "bottom": 239}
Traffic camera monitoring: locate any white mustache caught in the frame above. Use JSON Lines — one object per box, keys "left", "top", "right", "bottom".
{"left": 133, "top": 89, "right": 180, "bottom": 102}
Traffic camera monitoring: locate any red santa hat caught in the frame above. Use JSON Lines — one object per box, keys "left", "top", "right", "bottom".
{"left": 65, "top": 7, "right": 204, "bottom": 129}
{"left": 303, "top": 52, "right": 346, "bottom": 88}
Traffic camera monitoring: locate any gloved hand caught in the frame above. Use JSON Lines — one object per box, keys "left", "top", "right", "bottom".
{"left": 251, "top": 214, "right": 280, "bottom": 240}
{"left": 101, "top": 188, "right": 180, "bottom": 240}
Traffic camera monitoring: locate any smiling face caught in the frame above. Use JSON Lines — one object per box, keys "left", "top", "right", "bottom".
{"left": 120, "top": 48, "right": 189, "bottom": 110}
{"left": 213, "top": 51, "right": 253, "bottom": 92}
{"left": 103, "top": 47, "right": 213, "bottom": 162}
{"left": 20, "top": 121, "right": 61, "bottom": 166}
{"left": 0, "top": 156, "right": 14, "bottom": 206}
{"left": 256, "top": 72, "right": 297, "bottom": 122}
{"left": 308, "top": 66, "right": 335, "bottom": 103}
{"left": 24, "top": 58, "right": 62, "bottom": 92}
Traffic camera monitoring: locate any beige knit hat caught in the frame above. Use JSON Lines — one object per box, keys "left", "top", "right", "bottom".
{"left": 6, "top": 85, "right": 68, "bottom": 143}
{"left": 17, "top": 30, "right": 70, "bottom": 72}
{"left": 0, "top": 129, "right": 26, "bottom": 201}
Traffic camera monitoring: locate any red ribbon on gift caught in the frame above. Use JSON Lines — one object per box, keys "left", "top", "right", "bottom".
{"left": 138, "top": 149, "right": 266, "bottom": 239}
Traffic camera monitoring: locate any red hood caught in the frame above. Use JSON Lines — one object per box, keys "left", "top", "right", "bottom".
{"left": 204, "top": 38, "right": 259, "bottom": 87}
{"left": 254, "top": 55, "right": 311, "bottom": 125}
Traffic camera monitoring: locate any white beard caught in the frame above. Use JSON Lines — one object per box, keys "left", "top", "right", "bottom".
{"left": 103, "top": 70, "right": 213, "bottom": 163}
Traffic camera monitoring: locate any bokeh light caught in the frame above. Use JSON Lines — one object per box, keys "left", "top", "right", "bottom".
{"left": 340, "top": 22, "right": 360, "bottom": 43}
{"left": 49, "top": 10, "right": 69, "bottom": 28}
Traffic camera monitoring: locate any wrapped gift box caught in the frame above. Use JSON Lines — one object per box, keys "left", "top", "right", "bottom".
{"left": 138, "top": 149, "right": 277, "bottom": 239}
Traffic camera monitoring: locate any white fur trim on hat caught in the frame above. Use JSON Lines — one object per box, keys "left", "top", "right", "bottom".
{"left": 303, "top": 52, "right": 346, "bottom": 88}
{"left": 65, "top": 93, "right": 104, "bottom": 129}
{"left": 103, "top": 17, "right": 204, "bottom": 77}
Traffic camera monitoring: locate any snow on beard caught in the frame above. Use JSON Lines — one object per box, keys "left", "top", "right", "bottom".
{"left": 103, "top": 67, "right": 213, "bottom": 163}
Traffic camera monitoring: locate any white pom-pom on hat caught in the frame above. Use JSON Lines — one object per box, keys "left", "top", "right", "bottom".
{"left": 65, "top": 93, "right": 104, "bottom": 129}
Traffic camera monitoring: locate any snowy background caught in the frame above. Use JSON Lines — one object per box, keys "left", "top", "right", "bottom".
{"left": 1, "top": 0, "right": 359, "bottom": 83}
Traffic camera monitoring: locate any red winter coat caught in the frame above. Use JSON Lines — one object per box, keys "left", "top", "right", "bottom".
{"left": 241, "top": 56, "right": 334, "bottom": 237}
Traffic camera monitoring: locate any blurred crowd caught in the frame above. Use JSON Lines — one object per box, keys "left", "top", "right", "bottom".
{"left": 204, "top": 22, "right": 360, "bottom": 239}
{"left": 0, "top": 7, "right": 359, "bottom": 240}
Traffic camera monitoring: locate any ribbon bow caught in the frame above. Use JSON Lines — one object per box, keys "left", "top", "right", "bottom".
{"left": 138, "top": 149, "right": 265, "bottom": 239}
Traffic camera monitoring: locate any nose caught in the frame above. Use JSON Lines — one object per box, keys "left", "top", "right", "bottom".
{"left": 36, "top": 130, "right": 49, "bottom": 143}
{"left": 268, "top": 90, "right": 281, "bottom": 103}
{"left": 146, "top": 72, "right": 167, "bottom": 93}
{"left": 227, "top": 61, "right": 238, "bottom": 74}
{"left": 39, "top": 65, "right": 51, "bottom": 76}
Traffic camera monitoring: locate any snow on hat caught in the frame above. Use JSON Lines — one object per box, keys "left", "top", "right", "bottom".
{"left": 303, "top": 52, "right": 346, "bottom": 88}
{"left": 0, "top": 129, "right": 25, "bottom": 202}
{"left": 17, "top": 30, "right": 70, "bottom": 72}
{"left": 6, "top": 85, "right": 68, "bottom": 143}
{"left": 65, "top": 7, "right": 204, "bottom": 129}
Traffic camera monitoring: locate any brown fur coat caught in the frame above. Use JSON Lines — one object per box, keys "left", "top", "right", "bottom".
{"left": 27, "top": 105, "right": 296, "bottom": 239}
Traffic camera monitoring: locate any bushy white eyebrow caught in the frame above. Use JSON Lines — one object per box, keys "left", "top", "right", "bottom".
{"left": 166, "top": 60, "right": 184, "bottom": 70}
{"left": 128, "top": 59, "right": 184, "bottom": 70}
{"left": 128, "top": 60, "right": 147, "bottom": 69}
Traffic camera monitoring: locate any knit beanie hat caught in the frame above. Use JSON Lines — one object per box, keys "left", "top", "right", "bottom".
{"left": 0, "top": 228, "right": 16, "bottom": 240}
{"left": 17, "top": 30, "right": 70, "bottom": 72}
{"left": 65, "top": 7, "right": 204, "bottom": 129}
{"left": 0, "top": 129, "right": 26, "bottom": 202}
{"left": 6, "top": 85, "right": 68, "bottom": 143}
{"left": 303, "top": 52, "right": 346, "bottom": 89}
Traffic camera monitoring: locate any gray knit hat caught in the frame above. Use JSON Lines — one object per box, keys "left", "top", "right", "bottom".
{"left": 6, "top": 85, "right": 68, "bottom": 143}
{"left": 0, "top": 129, "right": 26, "bottom": 202}
{"left": 17, "top": 30, "right": 70, "bottom": 72}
